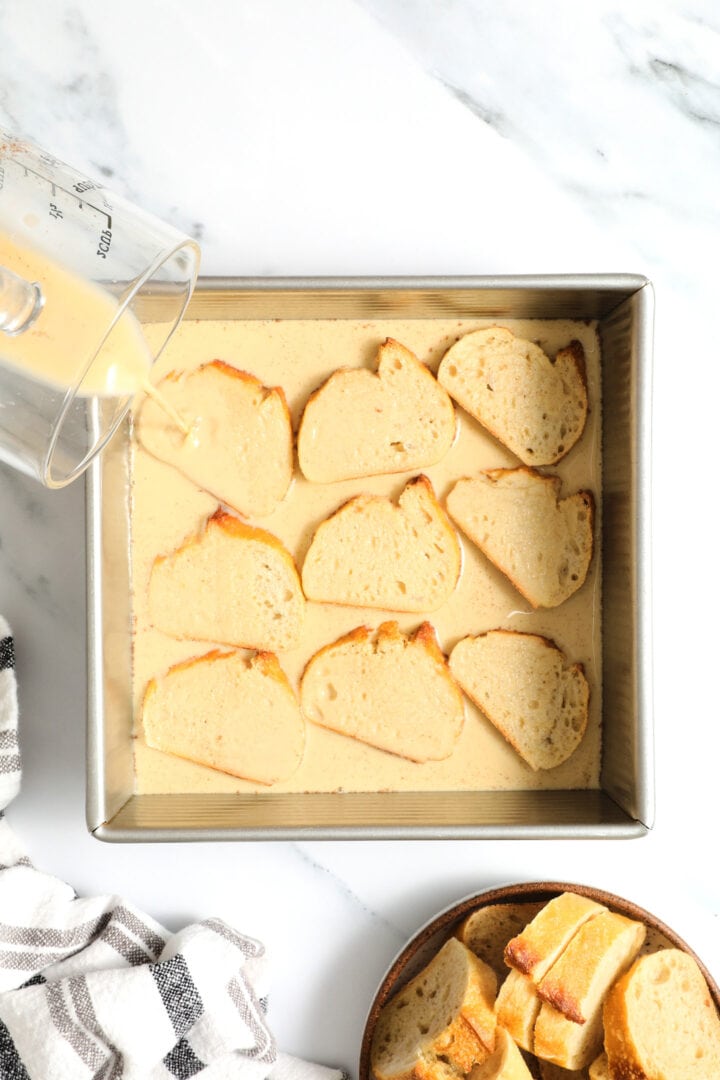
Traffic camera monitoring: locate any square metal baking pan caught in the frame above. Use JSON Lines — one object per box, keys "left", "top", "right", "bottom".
{"left": 86, "top": 274, "right": 654, "bottom": 841}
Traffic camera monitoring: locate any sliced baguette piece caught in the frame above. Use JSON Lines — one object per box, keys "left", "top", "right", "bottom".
{"left": 468, "top": 1028, "right": 534, "bottom": 1080}
{"left": 504, "top": 893, "right": 606, "bottom": 983}
{"left": 298, "top": 337, "right": 456, "bottom": 482}
{"left": 446, "top": 468, "right": 594, "bottom": 609}
{"left": 302, "top": 475, "right": 461, "bottom": 612}
{"left": 457, "top": 903, "right": 545, "bottom": 983}
{"left": 603, "top": 949, "right": 720, "bottom": 1080}
{"left": 496, "top": 970, "right": 542, "bottom": 1053}
{"left": 149, "top": 508, "right": 305, "bottom": 651}
{"left": 536, "top": 911, "right": 646, "bottom": 1024}
{"left": 449, "top": 631, "right": 589, "bottom": 771}
{"left": 533, "top": 912, "right": 646, "bottom": 1071}
{"left": 300, "top": 621, "right": 464, "bottom": 763}
{"left": 142, "top": 649, "right": 304, "bottom": 784}
{"left": 136, "top": 361, "right": 293, "bottom": 517}
{"left": 587, "top": 1054, "right": 608, "bottom": 1080}
{"left": 371, "top": 938, "right": 497, "bottom": 1080}
{"left": 437, "top": 326, "right": 588, "bottom": 466}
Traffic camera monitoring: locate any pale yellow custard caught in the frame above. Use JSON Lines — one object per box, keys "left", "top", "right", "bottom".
{"left": 131, "top": 316, "right": 602, "bottom": 795}
{"left": 0, "top": 231, "right": 152, "bottom": 395}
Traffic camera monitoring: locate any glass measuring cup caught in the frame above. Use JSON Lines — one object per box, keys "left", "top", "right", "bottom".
{"left": 0, "top": 129, "right": 199, "bottom": 486}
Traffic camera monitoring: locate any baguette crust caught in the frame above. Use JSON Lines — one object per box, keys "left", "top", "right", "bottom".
{"left": 298, "top": 337, "right": 456, "bottom": 482}
{"left": 149, "top": 508, "right": 305, "bottom": 652}
{"left": 371, "top": 939, "right": 497, "bottom": 1080}
{"left": 302, "top": 475, "right": 461, "bottom": 613}
{"left": 437, "top": 326, "right": 588, "bottom": 466}
{"left": 537, "top": 913, "right": 645, "bottom": 1025}
{"left": 505, "top": 894, "right": 606, "bottom": 982}
{"left": 468, "top": 1028, "right": 534, "bottom": 1079}
{"left": 137, "top": 361, "right": 293, "bottom": 517}
{"left": 446, "top": 467, "right": 594, "bottom": 609}
{"left": 300, "top": 621, "right": 464, "bottom": 762}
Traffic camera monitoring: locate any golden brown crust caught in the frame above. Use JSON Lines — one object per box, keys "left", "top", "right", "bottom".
{"left": 538, "top": 984, "right": 585, "bottom": 1026}
{"left": 556, "top": 339, "right": 587, "bottom": 391}
{"left": 145, "top": 647, "right": 294, "bottom": 700}
{"left": 151, "top": 506, "right": 300, "bottom": 577}
{"left": 411, "top": 621, "right": 447, "bottom": 666}
{"left": 504, "top": 894, "right": 606, "bottom": 981}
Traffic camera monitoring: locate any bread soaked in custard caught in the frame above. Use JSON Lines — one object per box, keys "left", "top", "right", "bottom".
{"left": 131, "top": 316, "right": 602, "bottom": 795}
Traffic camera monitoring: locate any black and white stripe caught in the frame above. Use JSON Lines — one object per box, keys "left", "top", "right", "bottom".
{"left": 0, "top": 638, "right": 14, "bottom": 672}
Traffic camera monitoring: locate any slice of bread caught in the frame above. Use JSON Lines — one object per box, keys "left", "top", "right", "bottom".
{"left": 136, "top": 361, "right": 293, "bottom": 517}
{"left": 302, "top": 475, "right": 461, "bottom": 612}
{"left": 437, "top": 326, "right": 588, "bottom": 466}
{"left": 496, "top": 971, "right": 542, "bottom": 1053}
{"left": 468, "top": 1028, "right": 534, "bottom": 1080}
{"left": 587, "top": 1054, "right": 608, "bottom": 1080}
{"left": 446, "top": 468, "right": 594, "bottom": 609}
{"left": 149, "top": 509, "right": 305, "bottom": 652}
{"left": 457, "top": 903, "right": 545, "bottom": 983}
{"left": 504, "top": 893, "right": 606, "bottom": 983}
{"left": 298, "top": 337, "right": 456, "bottom": 482}
{"left": 536, "top": 911, "right": 646, "bottom": 1025}
{"left": 449, "top": 631, "right": 590, "bottom": 771}
{"left": 603, "top": 949, "right": 720, "bottom": 1080}
{"left": 300, "top": 621, "right": 464, "bottom": 763}
{"left": 371, "top": 938, "right": 497, "bottom": 1080}
{"left": 533, "top": 912, "right": 646, "bottom": 1071}
{"left": 142, "top": 649, "right": 304, "bottom": 784}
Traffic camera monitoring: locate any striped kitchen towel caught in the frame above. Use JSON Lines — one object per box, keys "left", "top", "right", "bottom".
{"left": 0, "top": 617, "right": 348, "bottom": 1080}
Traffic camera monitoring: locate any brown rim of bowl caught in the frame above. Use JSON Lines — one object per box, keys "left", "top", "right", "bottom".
{"left": 358, "top": 880, "right": 720, "bottom": 1080}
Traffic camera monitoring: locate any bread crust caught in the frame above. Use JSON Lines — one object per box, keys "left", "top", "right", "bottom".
{"left": 468, "top": 1028, "right": 535, "bottom": 1079}
{"left": 536, "top": 912, "right": 646, "bottom": 1025}
{"left": 505, "top": 894, "right": 606, "bottom": 982}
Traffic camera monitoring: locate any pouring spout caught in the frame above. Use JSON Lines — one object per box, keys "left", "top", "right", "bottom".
{"left": 0, "top": 265, "right": 44, "bottom": 335}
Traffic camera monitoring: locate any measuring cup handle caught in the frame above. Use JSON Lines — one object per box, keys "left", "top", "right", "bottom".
{"left": 0, "top": 265, "right": 44, "bottom": 336}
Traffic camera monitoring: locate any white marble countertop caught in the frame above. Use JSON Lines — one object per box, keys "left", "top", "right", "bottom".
{"left": 1, "top": 0, "right": 719, "bottom": 1071}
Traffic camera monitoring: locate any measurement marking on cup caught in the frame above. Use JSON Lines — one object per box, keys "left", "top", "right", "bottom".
{"left": 21, "top": 164, "right": 113, "bottom": 230}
